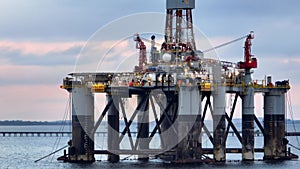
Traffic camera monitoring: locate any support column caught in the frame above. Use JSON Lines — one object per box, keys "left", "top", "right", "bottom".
{"left": 69, "top": 87, "right": 95, "bottom": 162}
{"left": 159, "top": 92, "right": 178, "bottom": 161}
{"left": 176, "top": 86, "right": 202, "bottom": 162}
{"left": 241, "top": 70, "right": 255, "bottom": 161}
{"left": 107, "top": 94, "right": 120, "bottom": 162}
{"left": 161, "top": 93, "right": 178, "bottom": 149}
{"left": 213, "top": 86, "right": 226, "bottom": 162}
{"left": 137, "top": 94, "right": 149, "bottom": 160}
{"left": 264, "top": 90, "right": 287, "bottom": 160}
{"left": 212, "top": 62, "right": 226, "bottom": 162}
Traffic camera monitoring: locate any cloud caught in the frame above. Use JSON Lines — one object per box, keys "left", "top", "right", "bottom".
{"left": 249, "top": 56, "right": 300, "bottom": 84}
{"left": 0, "top": 38, "right": 146, "bottom": 86}
{"left": 0, "top": 41, "right": 84, "bottom": 56}
{"left": 0, "top": 40, "right": 84, "bottom": 66}
{"left": 0, "top": 64, "right": 73, "bottom": 86}
{"left": 75, "top": 38, "right": 142, "bottom": 72}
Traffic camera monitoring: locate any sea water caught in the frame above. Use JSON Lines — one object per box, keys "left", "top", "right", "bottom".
{"left": 0, "top": 125, "right": 300, "bottom": 169}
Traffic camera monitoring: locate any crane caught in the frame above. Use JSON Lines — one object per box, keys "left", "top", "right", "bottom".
{"left": 202, "top": 31, "right": 257, "bottom": 70}
{"left": 237, "top": 31, "right": 257, "bottom": 69}
{"left": 133, "top": 33, "right": 147, "bottom": 72}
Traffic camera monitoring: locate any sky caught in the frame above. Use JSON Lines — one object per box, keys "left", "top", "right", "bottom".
{"left": 0, "top": 0, "right": 300, "bottom": 121}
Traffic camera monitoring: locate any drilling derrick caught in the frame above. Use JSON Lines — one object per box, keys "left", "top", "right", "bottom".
{"left": 163, "top": 0, "right": 197, "bottom": 62}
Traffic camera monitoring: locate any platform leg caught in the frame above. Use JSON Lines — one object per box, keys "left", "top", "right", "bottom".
{"left": 107, "top": 94, "right": 120, "bottom": 162}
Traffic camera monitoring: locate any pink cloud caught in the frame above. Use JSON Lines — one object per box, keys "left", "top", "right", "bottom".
{"left": 0, "top": 40, "right": 85, "bottom": 56}
{"left": 75, "top": 39, "right": 143, "bottom": 72}
{"left": 0, "top": 64, "right": 74, "bottom": 85}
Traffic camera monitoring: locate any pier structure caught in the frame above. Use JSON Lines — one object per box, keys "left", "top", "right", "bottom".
{"left": 58, "top": 0, "right": 297, "bottom": 164}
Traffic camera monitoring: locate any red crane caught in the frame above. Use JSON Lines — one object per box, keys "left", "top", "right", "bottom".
{"left": 134, "top": 33, "right": 147, "bottom": 72}
{"left": 202, "top": 31, "right": 258, "bottom": 70}
{"left": 237, "top": 31, "right": 258, "bottom": 70}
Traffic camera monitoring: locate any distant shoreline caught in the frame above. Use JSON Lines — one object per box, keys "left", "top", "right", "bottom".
{"left": 0, "top": 120, "right": 71, "bottom": 126}
{"left": 0, "top": 119, "right": 299, "bottom": 126}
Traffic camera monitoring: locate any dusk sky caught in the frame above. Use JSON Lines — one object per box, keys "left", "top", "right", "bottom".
{"left": 0, "top": 0, "right": 300, "bottom": 121}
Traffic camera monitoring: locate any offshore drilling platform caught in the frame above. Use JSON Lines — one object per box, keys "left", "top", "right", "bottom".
{"left": 59, "top": 0, "right": 298, "bottom": 163}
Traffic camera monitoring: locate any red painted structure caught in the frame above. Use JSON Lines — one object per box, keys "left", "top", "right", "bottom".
{"left": 134, "top": 33, "right": 147, "bottom": 72}
{"left": 238, "top": 32, "right": 258, "bottom": 70}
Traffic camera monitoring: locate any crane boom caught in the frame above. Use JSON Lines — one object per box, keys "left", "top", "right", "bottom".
{"left": 203, "top": 31, "right": 257, "bottom": 70}
{"left": 202, "top": 34, "right": 250, "bottom": 53}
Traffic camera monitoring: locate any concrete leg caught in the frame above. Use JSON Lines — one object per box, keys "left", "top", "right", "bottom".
{"left": 107, "top": 94, "right": 120, "bottom": 162}
{"left": 137, "top": 94, "right": 149, "bottom": 160}
{"left": 176, "top": 86, "right": 202, "bottom": 162}
{"left": 209, "top": 61, "right": 226, "bottom": 162}
{"left": 264, "top": 91, "right": 287, "bottom": 160}
{"left": 213, "top": 86, "right": 226, "bottom": 162}
{"left": 69, "top": 87, "right": 95, "bottom": 162}
{"left": 177, "top": 115, "right": 202, "bottom": 161}
{"left": 242, "top": 87, "right": 255, "bottom": 161}
{"left": 161, "top": 94, "right": 178, "bottom": 150}
{"left": 159, "top": 93, "right": 178, "bottom": 161}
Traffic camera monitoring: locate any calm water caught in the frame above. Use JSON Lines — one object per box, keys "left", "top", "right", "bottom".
{"left": 0, "top": 125, "right": 300, "bottom": 169}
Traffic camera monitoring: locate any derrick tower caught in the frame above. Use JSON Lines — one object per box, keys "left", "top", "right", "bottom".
{"left": 163, "top": 0, "right": 198, "bottom": 62}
